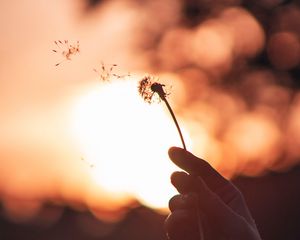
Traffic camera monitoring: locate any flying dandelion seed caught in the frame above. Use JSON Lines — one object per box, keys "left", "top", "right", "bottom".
{"left": 93, "top": 62, "right": 131, "bottom": 82}
{"left": 80, "top": 156, "right": 95, "bottom": 168}
{"left": 52, "top": 40, "right": 80, "bottom": 66}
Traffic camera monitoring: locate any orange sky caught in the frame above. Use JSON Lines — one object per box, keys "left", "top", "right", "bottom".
{"left": 1, "top": 0, "right": 300, "bottom": 222}
{"left": 0, "top": 0, "right": 185, "bottom": 221}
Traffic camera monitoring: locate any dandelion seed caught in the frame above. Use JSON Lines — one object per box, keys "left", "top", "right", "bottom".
{"left": 52, "top": 40, "right": 80, "bottom": 66}
{"left": 94, "top": 62, "right": 130, "bottom": 82}
{"left": 138, "top": 75, "right": 186, "bottom": 150}
{"left": 81, "top": 156, "right": 95, "bottom": 168}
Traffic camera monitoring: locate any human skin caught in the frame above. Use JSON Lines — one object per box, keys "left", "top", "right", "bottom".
{"left": 165, "top": 147, "right": 262, "bottom": 240}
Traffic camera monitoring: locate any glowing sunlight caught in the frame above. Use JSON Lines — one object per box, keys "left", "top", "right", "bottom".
{"left": 70, "top": 79, "right": 189, "bottom": 209}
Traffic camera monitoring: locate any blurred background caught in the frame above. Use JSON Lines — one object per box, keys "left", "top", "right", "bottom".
{"left": 1, "top": 0, "right": 300, "bottom": 239}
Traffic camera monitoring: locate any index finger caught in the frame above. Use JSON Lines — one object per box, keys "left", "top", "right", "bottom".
{"left": 168, "top": 147, "right": 230, "bottom": 192}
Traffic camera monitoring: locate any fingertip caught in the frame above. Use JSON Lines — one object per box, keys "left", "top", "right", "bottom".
{"left": 169, "top": 194, "right": 186, "bottom": 212}
{"left": 169, "top": 147, "right": 200, "bottom": 175}
{"left": 170, "top": 171, "right": 192, "bottom": 194}
{"left": 169, "top": 193, "right": 198, "bottom": 212}
{"left": 168, "top": 146, "right": 184, "bottom": 159}
{"left": 168, "top": 146, "right": 189, "bottom": 167}
{"left": 171, "top": 171, "right": 185, "bottom": 184}
{"left": 170, "top": 171, "right": 187, "bottom": 179}
{"left": 170, "top": 171, "right": 189, "bottom": 184}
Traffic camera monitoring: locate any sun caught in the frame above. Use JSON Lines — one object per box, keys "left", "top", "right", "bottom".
{"left": 70, "top": 78, "right": 190, "bottom": 209}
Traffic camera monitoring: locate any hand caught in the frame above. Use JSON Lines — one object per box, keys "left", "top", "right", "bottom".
{"left": 165, "top": 147, "right": 261, "bottom": 240}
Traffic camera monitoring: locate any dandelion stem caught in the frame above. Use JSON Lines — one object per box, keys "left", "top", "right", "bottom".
{"left": 138, "top": 77, "right": 187, "bottom": 150}
{"left": 163, "top": 96, "right": 204, "bottom": 239}
{"left": 161, "top": 96, "right": 187, "bottom": 151}
{"left": 138, "top": 76, "right": 203, "bottom": 239}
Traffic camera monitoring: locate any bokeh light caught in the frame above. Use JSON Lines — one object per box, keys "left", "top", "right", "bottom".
{"left": 1, "top": 0, "right": 300, "bottom": 227}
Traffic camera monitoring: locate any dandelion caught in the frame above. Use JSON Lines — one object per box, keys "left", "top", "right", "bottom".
{"left": 93, "top": 62, "right": 131, "bottom": 82}
{"left": 52, "top": 40, "right": 80, "bottom": 66}
{"left": 138, "top": 75, "right": 186, "bottom": 150}
{"left": 138, "top": 75, "right": 205, "bottom": 240}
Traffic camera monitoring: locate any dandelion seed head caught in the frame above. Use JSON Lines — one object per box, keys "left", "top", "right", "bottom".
{"left": 138, "top": 75, "right": 170, "bottom": 104}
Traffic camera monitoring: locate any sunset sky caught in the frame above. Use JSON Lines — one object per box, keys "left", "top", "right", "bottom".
{"left": 1, "top": 0, "right": 300, "bottom": 223}
{"left": 0, "top": 0, "right": 187, "bottom": 221}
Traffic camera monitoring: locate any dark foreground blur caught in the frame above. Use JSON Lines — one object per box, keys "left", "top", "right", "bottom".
{"left": 1, "top": 165, "right": 300, "bottom": 240}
